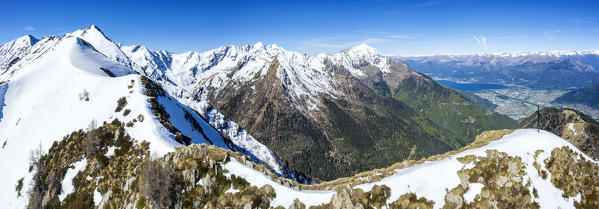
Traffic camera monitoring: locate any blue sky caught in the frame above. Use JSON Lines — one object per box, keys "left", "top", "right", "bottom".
{"left": 1, "top": 0, "right": 598, "bottom": 55}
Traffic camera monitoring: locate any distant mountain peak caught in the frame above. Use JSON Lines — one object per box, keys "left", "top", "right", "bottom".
{"left": 252, "top": 41, "right": 264, "bottom": 48}
{"left": 81, "top": 24, "right": 109, "bottom": 40}
{"left": 345, "top": 43, "right": 379, "bottom": 55}
{"left": 19, "top": 35, "right": 38, "bottom": 46}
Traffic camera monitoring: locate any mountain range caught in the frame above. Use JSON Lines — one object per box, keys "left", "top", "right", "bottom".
{"left": 395, "top": 52, "right": 599, "bottom": 90}
{"left": 1, "top": 25, "right": 598, "bottom": 208}
{"left": 0, "top": 25, "right": 517, "bottom": 183}
{"left": 112, "top": 26, "right": 516, "bottom": 180}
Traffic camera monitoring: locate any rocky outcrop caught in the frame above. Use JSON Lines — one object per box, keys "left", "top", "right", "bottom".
{"left": 518, "top": 107, "right": 599, "bottom": 159}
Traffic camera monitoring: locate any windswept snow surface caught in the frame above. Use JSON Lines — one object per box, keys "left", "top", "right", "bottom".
{"left": 59, "top": 158, "right": 88, "bottom": 201}
{"left": 223, "top": 158, "right": 335, "bottom": 207}
{"left": 355, "top": 129, "right": 595, "bottom": 209}
{"left": 0, "top": 36, "right": 238, "bottom": 208}
{"left": 67, "top": 25, "right": 132, "bottom": 67}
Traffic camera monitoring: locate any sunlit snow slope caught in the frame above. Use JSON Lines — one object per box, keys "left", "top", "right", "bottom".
{"left": 219, "top": 129, "right": 597, "bottom": 208}
{"left": 0, "top": 33, "right": 285, "bottom": 208}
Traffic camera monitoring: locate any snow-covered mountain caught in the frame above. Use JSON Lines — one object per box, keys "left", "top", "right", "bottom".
{"left": 115, "top": 28, "right": 516, "bottom": 181}
{"left": 395, "top": 52, "right": 599, "bottom": 89}
{"left": 0, "top": 26, "right": 293, "bottom": 207}
{"left": 1, "top": 25, "right": 597, "bottom": 208}
{"left": 119, "top": 41, "right": 394, "bottom": 113}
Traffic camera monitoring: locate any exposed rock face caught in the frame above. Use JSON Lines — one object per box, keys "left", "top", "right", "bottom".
{"left": 518, "top": 107, "right": 599, "bottom": 159}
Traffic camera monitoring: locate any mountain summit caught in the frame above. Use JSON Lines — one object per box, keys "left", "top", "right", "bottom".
{"left": 0, "top": 25, "right": 515, "bottom": 184}
{"left": 346, "top": 43, "right": 379, "bottom": 54}
{"left": 115, "top": 27, "right": 516, "bottom": 180}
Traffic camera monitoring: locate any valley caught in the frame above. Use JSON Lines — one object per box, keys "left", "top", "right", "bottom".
{"left": 399, "top": 53, "right": 599, "bottom": 121}
{"left": 473, "top": 87, "right": 567, "bottom": 120}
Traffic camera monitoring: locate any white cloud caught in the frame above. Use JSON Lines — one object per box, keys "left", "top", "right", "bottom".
{"left": 24, "top": 26, "right": 35, "bottom": 31}
{"left": 473, "top": 35, "right": 488, "bottom": 47}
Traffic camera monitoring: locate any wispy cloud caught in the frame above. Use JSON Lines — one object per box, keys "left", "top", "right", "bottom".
{"left": 472, "top": 35, "right": 488, "bottom": 47}
{"left": 24, "top": 26, "right": 35, "bottom": 31}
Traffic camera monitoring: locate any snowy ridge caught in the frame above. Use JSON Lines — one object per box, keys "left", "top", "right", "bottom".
{"left": 331, "top": 43, "right": 391, "bottom": 74}
{"left": 66, "top": 25, "right": 133, "bottom": 67}
{"left": 200, "top": 101, "right": 290, "bottom": 177}
{"left": 156, "top": 83, "right": 291, "bottom": 178}
{"left": 65, "top": 26, "right": 293, "bottom": 178}
{"left": 354, "top": 129, "right": 596, "bottom": 208}
{"left": 213, "top": 129, "right": 597, "bottom": 208}
{"left": 0, "top": 35, "right": 37, "bottom": 72}
{"left": 0, "top": 35, "right": 61, "bottom": 81}
{"left": 120, "top": 42, "right": 392, "bottom": 112}
{"left": 0, "top": 34, "right": 288, "bottom": 207}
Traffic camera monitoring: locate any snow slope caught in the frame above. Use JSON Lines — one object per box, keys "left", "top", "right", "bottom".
{"left": 74, "top": 26, "right": 292, "bottom": 178}
{"left": 224, "top": 158, "right": 335, "bottom": 207}
{"left": 0, "top": 34, "right": 285, "bottom": 207}
{"left": 201, "top": 128, "right": 596, "bottom": 208}
{"left": 354, "top": 129, "right": 595, "bottom": 208}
